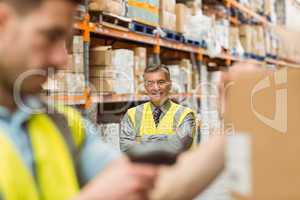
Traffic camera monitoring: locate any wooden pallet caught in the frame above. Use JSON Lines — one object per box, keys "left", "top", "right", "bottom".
{"left": 90, "top": 11, "right": 131, "bottom": 32}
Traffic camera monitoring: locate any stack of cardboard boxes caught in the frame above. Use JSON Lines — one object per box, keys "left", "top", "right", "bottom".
{"left": 239, "top": 25, "right": 266, "bottom": 58}
{"left": 89, "top": 0, "right": 125, "bottom": 16}
{"left": 160, "top": 0, "right": 176, "bottom": 31}
{"left": 134, "top": 47, "right": 147, "bottom": 94}
{"left": 166, "top": 59, "right": 194, "bottom": 94}
{"left": 43, "top": 36, "right": 85, "bottom": 95}
{"left": 90, "top": 47, "right": 135, "bottom": 94}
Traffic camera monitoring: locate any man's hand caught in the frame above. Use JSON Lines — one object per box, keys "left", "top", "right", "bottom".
{"left": 75, "top": 156, "right": 158, "bottom": 200}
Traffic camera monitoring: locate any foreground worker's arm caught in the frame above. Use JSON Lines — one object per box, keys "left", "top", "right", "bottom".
{"left": 149, "top": 135, "right": 225, "bottom": 200}
{"left": 74, "top": 156, "right": 158, "bottom": 200}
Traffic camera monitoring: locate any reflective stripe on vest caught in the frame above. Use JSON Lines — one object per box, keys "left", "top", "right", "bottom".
{"left": 128, "top": 102, "right": 194, "bottom": 137}
{"left": 0, "top": 106, "right": 84, "bottom": 200}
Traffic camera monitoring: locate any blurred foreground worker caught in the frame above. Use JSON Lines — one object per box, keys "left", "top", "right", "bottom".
{"left": 120, "top": 65, "right": 196, "bottom": 152}
{"left": 0, "top": 0, "right": 158, "bottom": 199}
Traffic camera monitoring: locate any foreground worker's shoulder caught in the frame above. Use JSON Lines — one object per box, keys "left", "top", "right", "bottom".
{"left": 53, "top": 104, "right": 85, "bottom": 149}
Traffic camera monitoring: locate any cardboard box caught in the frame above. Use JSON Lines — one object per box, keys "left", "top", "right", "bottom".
{"left": 45, "top": 71, "right": 85, "bottom": 93}
{"left": 225, "top": 67, "right": 300, "bottom": 200}
{"left": 89, "top": 67, "right": 115, "bottom": 78}
{"left": 72, "top": 36, "right": 83, "bottom": 53}
{"left": 134, "top": 47, "right": 147, "bottom": 58}
{"left": 89, "top": 0, "right": 124, "bottom": 16}
{"left": 239, "top": 25, "right": 252, "bottom": 54}
{"left": 176, "top": 4, "right": 187, "bottom": 33}
{"left": 90, "top": 77, "right": 114, "bottom": 93}
{"left": 160, "top": 10, "right": 176, "bottom": 31}
{"left": 160, "top": 0, "right": 176, "bottom": 13}
{"left": 90, "top": 48, "right": 113, "bottom": 66}
{"left": 72, "top": 53, "right": 84, "bottom": 73}
{"left": 134, "top": 47, "right": 147, "bottom": 71}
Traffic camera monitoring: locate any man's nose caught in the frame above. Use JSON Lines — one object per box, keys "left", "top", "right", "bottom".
{"left": 49, "top": 41, "right": 69, "bottom": 70}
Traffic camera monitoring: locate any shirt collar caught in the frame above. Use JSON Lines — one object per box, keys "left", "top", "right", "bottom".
{"left": 0, "top": 96, "right": 44, "bottom": 123}
{"left": 150, "top": 99, "right": 171, "bottom": 114}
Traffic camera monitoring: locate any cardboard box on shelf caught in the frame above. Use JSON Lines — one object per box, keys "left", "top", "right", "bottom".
{"left": 90, "top": 77, "right": 114, "bottom": 93}
{"left": 160, "top": 10, "right": 176, "bottom": 31}
{"left": 90, "top": 47, "right": 113, "bottom": 66}
{"left": 72, "top": 36, "right": 84, "bottom": 53}
{"left": 72, "top": 53, "right": 84, "bottom": 73}
{"left": 89, "top": 67, "right": 115, "bottom": 78}
{"left": 160, "top": 0, "right": 176, "bottom": 13}
{"left": 225, "top": 67, "right": 300, "bottom": 200}
{"left": 134, "top": 47, "right": 147, "bottom": 58}
{"left": 89, "top": 0, "right": 124, "bottom": 16}
{"left": 134, "top": 47, "right": 147, "bottom": 71}
{"left": 176, "top": 4, "right": 187, "bottom": 33}
{"left": 239, "top": 25, "right": 252, "bottom": 54}
{"left": 44, "top": 71, "right": 85, "bottom": 94}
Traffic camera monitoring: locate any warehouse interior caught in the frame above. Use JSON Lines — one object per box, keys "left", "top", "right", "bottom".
{"left": 0, "top": 0, "right": 300, "bottom": 199}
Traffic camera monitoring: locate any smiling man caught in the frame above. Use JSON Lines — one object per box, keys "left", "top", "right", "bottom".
{"left": 120, "top": 64, "right": 196, "bottom": 152}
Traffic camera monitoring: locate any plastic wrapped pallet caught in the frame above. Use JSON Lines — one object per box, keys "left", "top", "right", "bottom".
{"left": 215, "top": 19, "right": 230, "bottom": 50}
{"left": 126, "top": 0, "right": 159, "bottom": 26}
{"left": 168, "top": 65, "right": 186, "bottom": 93}
{"left": 184, "top": 11, "right": 213, "bottom": 43}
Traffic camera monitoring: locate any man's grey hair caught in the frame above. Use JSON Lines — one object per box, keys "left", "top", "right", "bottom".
{"left": 143, "top": 64, "right": 171, "bottom": 81}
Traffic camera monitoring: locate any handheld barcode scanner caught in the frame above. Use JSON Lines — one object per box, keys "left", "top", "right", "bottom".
{"left": 126, "top": 143, "right": 179, "bottom": 165}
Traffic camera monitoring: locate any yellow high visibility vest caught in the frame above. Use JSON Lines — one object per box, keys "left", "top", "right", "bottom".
{"left": 0, "top": 105, "right": 85, "bottom": 200}
{"left": 128, "top": 101, "right": 195, "bottom": 139}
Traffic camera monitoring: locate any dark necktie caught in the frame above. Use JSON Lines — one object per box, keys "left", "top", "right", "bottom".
{"left": 153, "top": 107, "right": 162, "bottom": 127}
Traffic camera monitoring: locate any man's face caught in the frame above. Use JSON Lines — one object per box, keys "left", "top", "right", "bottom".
{"left": 0, "top": 0, "right": 75, "bottom": 95}
{"left": 144, "top": 70, "right": 171, "bottom": 106}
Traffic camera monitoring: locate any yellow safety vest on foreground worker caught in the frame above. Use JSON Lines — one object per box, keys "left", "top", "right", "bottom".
{"left": 128, "top": 101, "right": 196, "bottom": 144}
{"left": 0, "top": 105, "right": 85, "bottom": 200}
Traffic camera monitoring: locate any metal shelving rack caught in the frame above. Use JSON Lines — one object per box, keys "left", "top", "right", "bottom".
{"left": 47, "top": 0, "right": 300, "bottom": 107}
